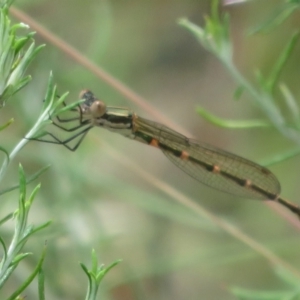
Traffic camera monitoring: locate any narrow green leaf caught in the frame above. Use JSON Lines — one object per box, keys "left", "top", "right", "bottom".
{"left": 16, "top": 225, "right": 34, "bottom": 246}
{"left": 0, "top": 265, "right": 16, "bottom": 287}
{"left": 18, "top": 164, "right": 26, "bottom": 204}
{"left": 12, "top": 75, "right": 32, "bottom": 96}
{"left": 38, "top": 268, "right": 45, "bottom": 300}
{"left": 196, "top": 106, "right": 271, "bottom": 128}
{"left": 1, "top": 84, "right": 15, "bottom": 101}
{"left": 27, "top": 130, "right": 50, "bottom": 141}
{"left": 261, "top": 147, "right": 300, "bottom": 167}
{"left": 279, "top": 83, "right": 300, "bottom": 122}
{"left": 178, "top": 1, "right": 231, "bottom": 60}
{"left": 254, "top": 69, "right": 268, "bottom": 91}
{"left": 27, "top": 183, "right": 41, "bottom": 206}
{"left": 0, "top": 236, "right": 7, "bottom": 262}
{"left": 233, "top": 86, "right": 244, "bottom": 100}
{"left": 274, "top": 265, "right": 300, "bottom": 287}
{"left": 0, "top": 145, "right": 9, "bottom": 160}
{"left": 91, "top": 249, "right": 98, "bottom": 274}
{"left": 248, "top": 3, "right": 300, "bottom": 35}
{"left": 7, "top": 43, "right": 44, "bottom": 90}
{"left": 42, "top": 72, "right": 55, "bottom": 110}
{"left": 0, "top": 118, "right": 13, "bottom": 130}
{"left": 54, "top": 98, "right": 83, "bottom": 116}
{"left": 0, "top": 164, "right": 50, "bottom": 196}
{"left": 52, "top": 91, "right": 69, "bottom": 107}
{"left": 24, "top": 220, "right": 52, "bottom": 238}
{"left": 80, "top": 262, "right": 90, "bottom": 277}
{"left": 266, "top": 31, "right": 300, "bottom": 93}
{"left": 24, "top": 165, "right": 50, "bottom": 184}
{"left": 6, "top": 246, "right": 47, "bottom": 300}
{"left": 13, "top": 33, "right": 36, "bottom": 54}
{"left": 95, "top": 260, "right": 121, "bottom": 283}
{"left": 12, "top": 226, "right": 48, "bottom": 261}
{"left": 0, "top": 1, "right": 12, "bottom": 10}
{"left": 230, "top": 286, "right": 288, "bottom": 299}
{"left": 0, "top": 212, "right": 13, "bottom": 225}
{"left": 178, "top": 18, "right": 205, "bottom": 44}
{"left": 0, "top": 146, "right": 9, "bottom": 178}
{"left": 11, "top": 252, "right": 31, "bottom": 265}
{"left": 9, "top": 19, "right": 29, "bottom": 34}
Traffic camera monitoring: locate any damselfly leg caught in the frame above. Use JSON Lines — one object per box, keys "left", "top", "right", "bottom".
{"left": 31, "top": 96, "right": 94, "bottom": 151}
{"left": 38, "top": 125, "right": 93, "bottom": 151}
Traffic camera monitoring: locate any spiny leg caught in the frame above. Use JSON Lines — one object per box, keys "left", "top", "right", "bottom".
{"left": 52, "top": 118, "right": 90, "bottom": 132}
{"left": 31, "top": 97, "right": 92, "bottom": 150}
{"left": 31, "top": 125, "right": 93, "bottom": 151}
{"left": 55, "top": 104, "right": 83, "bottom": 123}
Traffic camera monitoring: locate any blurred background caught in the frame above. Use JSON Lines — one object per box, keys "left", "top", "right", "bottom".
{"left": 1, "top": 0, "right": 300, "bottom": 299}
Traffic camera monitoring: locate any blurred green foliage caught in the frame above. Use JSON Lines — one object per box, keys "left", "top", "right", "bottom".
{"left": 1, "top": 0, "right": 300, "bottom": 299}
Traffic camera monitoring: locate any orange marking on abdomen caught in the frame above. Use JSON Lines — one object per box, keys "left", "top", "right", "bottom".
{"left": 212, "top": 165, "right": 220, "bottom": 173}
{"left": 180, "top": 151, "right": 189, "bottom": 160}
{"left": 150, "top": 139, "right": 159, "bottom": 148}
{"left": 244, "top": 179, "right": 252, "bottom": 188}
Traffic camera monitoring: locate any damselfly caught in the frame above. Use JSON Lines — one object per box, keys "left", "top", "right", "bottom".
{"left": 35, "top": 90, "right": 300, "bottom": 218}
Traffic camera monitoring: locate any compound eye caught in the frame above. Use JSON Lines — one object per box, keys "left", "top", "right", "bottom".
{"left": 79, "top": 89, "right": 90, "bottom": 99}
{"left": 79, "top": 89, "right": 95, "bottom": 102}
{"left": 90, "top": 100, "right": 106, "bottom": 118}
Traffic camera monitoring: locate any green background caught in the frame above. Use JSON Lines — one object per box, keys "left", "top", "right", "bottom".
{"left": 1, "top": 0, "right": 300, "bottom": 299}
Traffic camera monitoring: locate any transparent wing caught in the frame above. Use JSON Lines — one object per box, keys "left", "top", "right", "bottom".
{"left": 145, "top": 120, "right": 281, "bottom": 199}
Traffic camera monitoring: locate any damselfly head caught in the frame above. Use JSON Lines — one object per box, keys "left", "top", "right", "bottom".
{"left": 79, "top": 89, "right": 106, "bottom": 118}
{"left": 79, "top": 89, "right": 97, "bottom": 106}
